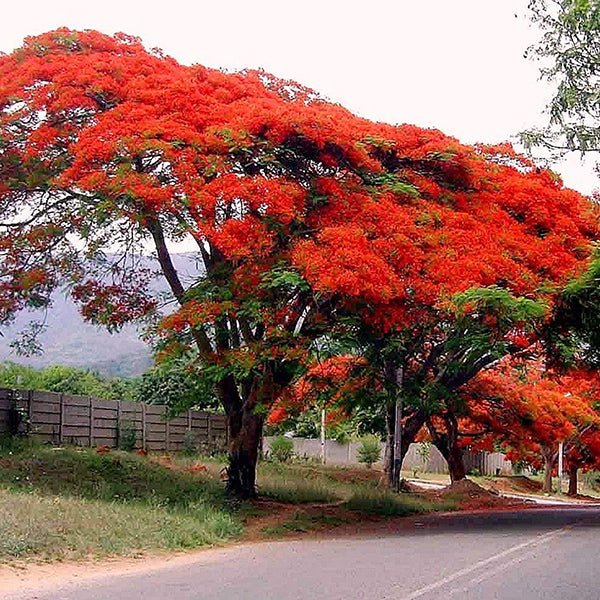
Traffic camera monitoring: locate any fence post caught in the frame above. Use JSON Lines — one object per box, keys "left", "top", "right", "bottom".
{"left": 89, "top": 397, "right": 95, "bottom": 448}
{"left": 117, "top": 400, "right": 121, "bottom": 448}
{"left": 59, "top": 393, "right": 65, "bottom": 444}
{"left": 26, "top": 389, "right": 32, "bottom": 437}
{"left": 165, "top": 414, "right": 170, "bottom": 452}
{"left": 141, "top": 403, "right": 147, "bottom": 450}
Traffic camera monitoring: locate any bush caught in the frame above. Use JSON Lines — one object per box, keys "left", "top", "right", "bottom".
{"left": 357, "top": 435, "right": 381, "bottom": 468}
{"left": 183, "top": 430, "right": 197, "bottom": 455}
{"left": 268, "top": 436, "right": 294, "bottom": 463}
{"left": 117, "top": 420, "right": 137, "bottom": 451}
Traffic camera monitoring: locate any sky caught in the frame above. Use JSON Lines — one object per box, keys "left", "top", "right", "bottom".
{"left": 0, "top": 0, "right": 597, "bottom": 194}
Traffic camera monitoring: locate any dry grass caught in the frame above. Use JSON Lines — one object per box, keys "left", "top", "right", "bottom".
{"left": 0, "top": 488, "right": 241, "bottom": 561}
{"left": 0, "top": 439, "right": 241, "bottom": 562}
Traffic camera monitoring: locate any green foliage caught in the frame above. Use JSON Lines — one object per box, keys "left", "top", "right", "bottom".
{"left": 356, "top": 435, "right": 382, "bottom": 468}
{"left": 453, "top": 286, "right": 548, "bottom": 326}
{"left": 550, "top": 256, "right": 600, "bottom": 367}
{"left": 136, "top": 357, "right": 219, "bottom": 414}
{"left": 366, "top": 172, "right": 420, "bottom": 198}
{"left": 0, "top": 442, "right": 226, "bottom": 508}
{"left": 183, "top": 430, "right": 197, "bottom": 456}
{"left": 268, "top": 436, "right": 294, "bottom": 463}
{"left": 257, "top": 463, "right": 340, "bottom": 503}
{"left": 117, "top": 420, "right": 138, "bottom": 451}
{"left": 344, "top": 487, "right": 456, "bottom": 516}
{"left": 0, "top": 361, "right": 137, "bottom": 400}
{"left": 521, "top": 0, "right": 600, "bottom": 156}
{"left": 260, "top": 266, "right": 310, "bottom": 293}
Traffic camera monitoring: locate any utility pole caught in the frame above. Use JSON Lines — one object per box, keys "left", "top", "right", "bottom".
{"left": 393, "top": 367, "right": 403, "bottom": 492}
{"left": 558, "top": 440, "right": 564, "bottom": 494}
{"left": 320, "top": 408, "right": 326, "bottom": 465}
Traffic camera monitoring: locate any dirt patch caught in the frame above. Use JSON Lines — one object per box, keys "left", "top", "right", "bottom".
{"left": 434, "top": 479, "right": 529, "bottom": 511}
{"left": 485, "top": 475, "right": 543, "bottom": 495}
{"left": 292, "top": 465, "right": 383, "bottom": 486}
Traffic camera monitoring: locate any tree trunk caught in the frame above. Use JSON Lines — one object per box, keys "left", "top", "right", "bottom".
{"left": 542, "top": 446, "right": 555, "bottom": 494}
{"left": 383, "top": 402, "right": 395, "bottom": 486}
{"left": 446, "top": 442, "right": 467, "bottom": 482}
{"left": 428, "top": 413, "right": 466, "bottom": 483}
{"left": 445, "top": 413, "right": 466, "bottom": 482}
{"left": 567, "top": 463, "right": 578, "bottom": 497}
{"left": 226, "top": 407, "right": 263, "bottom": 499}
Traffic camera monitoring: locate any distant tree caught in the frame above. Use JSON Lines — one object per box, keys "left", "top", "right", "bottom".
{"left": 461, "top": 360, "right": 600, "bottom": 493}
{"left": 521, "top": 0, "right": 600, "bottom": 159}
{"left": 0, "top": 361, "right": 136, "bottom": 400}
{"left": 136, "top": 357, "right": 219, "bottom": 413}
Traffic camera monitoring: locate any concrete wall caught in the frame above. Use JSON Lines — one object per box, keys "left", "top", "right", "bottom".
{"left": 263, "top": 436, "right": 513, "bottom": 476}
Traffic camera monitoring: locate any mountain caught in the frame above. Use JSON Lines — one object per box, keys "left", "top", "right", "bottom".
{"left": 0, "top": 253, "right": 205, "bottom": 377}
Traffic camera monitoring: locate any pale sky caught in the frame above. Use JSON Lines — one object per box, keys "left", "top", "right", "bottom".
{"left": 1, "top": 0, "right": 598, "bottom": 194}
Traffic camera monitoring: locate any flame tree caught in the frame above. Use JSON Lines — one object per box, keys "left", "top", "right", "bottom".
{"left": 0, "top": 30, "right": 597, "bottom": 497}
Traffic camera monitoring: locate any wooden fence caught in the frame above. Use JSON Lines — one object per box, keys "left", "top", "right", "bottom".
{"left": 0, "top": 387, "right": 228, "bottom": 452}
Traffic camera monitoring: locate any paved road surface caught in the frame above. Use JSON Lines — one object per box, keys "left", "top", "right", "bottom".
{"left": 4, "top": 507, "right": 600, "bottom": 600}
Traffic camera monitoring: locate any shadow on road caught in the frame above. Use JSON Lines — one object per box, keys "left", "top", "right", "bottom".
{"left": 408, "top": 506, "right": 600, "bottom": 534}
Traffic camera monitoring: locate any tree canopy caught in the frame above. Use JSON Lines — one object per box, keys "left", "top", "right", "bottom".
{"left": 1, "top": 29, "right": 598, "bottom": 496}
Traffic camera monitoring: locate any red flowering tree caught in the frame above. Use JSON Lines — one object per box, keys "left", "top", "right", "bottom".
{"left": 462, "top": 361, "right": 600, "bottom": 493}
{"left": 1, "top": 29, "right": 597, "bottom": 497}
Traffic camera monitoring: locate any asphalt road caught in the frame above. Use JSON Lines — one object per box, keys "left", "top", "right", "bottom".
{"left": 4, "top": 507, "right": 600, "bottom": 600}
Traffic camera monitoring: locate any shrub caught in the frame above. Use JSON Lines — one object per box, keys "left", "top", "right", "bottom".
{"left": 268, "top": 436, "right": 294, "bottom": 463}
{"left": 183, "top": 430, "right": 197, "bottom": 456}
{"left": 117, "top": 420, "right": 137, "bottom": 451}
{"left": 357, "top": 435, "right": 381, "bottom": 468}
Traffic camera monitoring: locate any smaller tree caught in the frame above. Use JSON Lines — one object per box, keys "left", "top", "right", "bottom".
{"left": 521, "top": 0, "right": 600, "bottom": 159}
{"left": 268, "top": 436, "right": 294, "bottom": 463}
{"left": 357, "top": 435, "right": 382, "bottom": 469}
{"left": 462, "top": 360, "right": 600, "bottom": 493}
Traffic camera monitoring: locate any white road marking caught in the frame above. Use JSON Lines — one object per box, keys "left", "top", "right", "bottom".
{"left": 395, "top": 527, "right": 569, "bottom": 600}
{"left": 446, "top": 544, "right": 550, "bottom": 598}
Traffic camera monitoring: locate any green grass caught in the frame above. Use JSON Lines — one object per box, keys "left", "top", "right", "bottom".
{"left": 0, "top": 488, "right": 241, "bottom": 560}
{"left": 261, "top": 512, "right": 347, "bottom": 536}
{"left": 343, "top": 487, "right": 457, "bottom": 516}
{"left": 0, "top": 438, "right": 241, "bottom": 562}
{"left": 0, "top": 438, "right": 459, "bottom": 562}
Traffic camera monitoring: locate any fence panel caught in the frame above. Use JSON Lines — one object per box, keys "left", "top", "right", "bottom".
{"left": 0, "top": 387, "right": 228, "bottom": 453}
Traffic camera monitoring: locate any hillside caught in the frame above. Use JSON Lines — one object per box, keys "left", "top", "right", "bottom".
{"left": 0, "top": 254, "right": 204, "bottom": 377}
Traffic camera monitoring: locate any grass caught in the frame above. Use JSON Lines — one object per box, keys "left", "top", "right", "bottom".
{"left": 261, "top": 512, "right": 347, "bottom": 536}
{"left": 343, "top": 487, "right": 456, "bottom": 516}
{"left": 0, "top": 438, "right": 241, "bottom": 562}
{"left": 0, "top": 438, "right": 460, "bottom": 563}
{"left": 258, "top": 463, "right": 341, "bottom": 504}
{"left": 0, "top": 489, "right": 240, "bottom": 560}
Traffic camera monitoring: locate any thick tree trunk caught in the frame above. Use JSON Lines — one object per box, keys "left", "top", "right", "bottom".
{"left": 226, "top": 407, "right": 263, "bottom": 499}
{"left": 446, "top": 443, "right": 467, "bottom": 482}
{"left": 428, "top": 413, "right": 467, "bottom": 483}
{"left": 567, "top": 463, "right": 578, "bottom": 497}
{"left": 542, "top": 446, "right": 555, "bottom": 494}
{"left": 445, "top": 414, "right": 466, "bottom": 482}
{"left": 383, "top": 402, "right": 395, "bottom": 486}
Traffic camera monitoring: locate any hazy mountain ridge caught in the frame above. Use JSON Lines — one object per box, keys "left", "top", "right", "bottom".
{"left": 0, "top": 253, "right": 204, "bottom": 377}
